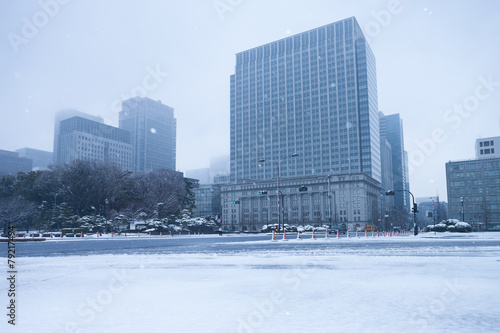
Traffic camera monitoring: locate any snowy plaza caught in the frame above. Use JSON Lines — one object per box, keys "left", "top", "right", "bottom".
{"left": 1, "top": 232, "right": 500, "bottom": 333}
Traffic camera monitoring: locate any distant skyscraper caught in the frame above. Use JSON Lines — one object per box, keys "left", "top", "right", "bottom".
{"left": 16, "top": 148, "right": 53, "bottom": 171}
{"left": 119, "top": 97, "right": 176, "bottom": 172}
{"left": 379, "top": 112, "right": 407, "bottom": 209}
{"left": 230, "top": 17, "right": 380, "bottom": 184}
{"left": 379, "top": 138, "right": 394, "bottom": 212}
{"left": 53, "top": 109, "right": 104, "bottom": 163}
{"left": 185, "top": 168, "right": 211, "bottom": 184}
{"left": 0, "top": 149, "right": 32, "bottom": 175}
{"left": 55, "top": 116, "right": 133, "bottom": 170}
{"left": 210, "top": 155, "right": 230, "bottom": 175}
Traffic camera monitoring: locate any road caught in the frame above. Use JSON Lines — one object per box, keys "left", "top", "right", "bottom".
{"left": 2, "top": 232, "right": 499, "bottom": 257}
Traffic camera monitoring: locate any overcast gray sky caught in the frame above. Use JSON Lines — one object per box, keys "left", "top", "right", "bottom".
{"left": 1, "top": 0, "right": 499, "bottom": 201}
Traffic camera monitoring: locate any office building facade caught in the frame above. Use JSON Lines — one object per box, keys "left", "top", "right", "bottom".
{"left": 225, "top": 17, "right": 382, "bottom": 231}
{"left": 16, "top": 148, "right": 53, "bottom": 171}
{"left": 222, "top": 174, "right": 380, "bottom": 231}
{"left": 230, "top": 17, "right": 380, "bottom": 184}
{"left": 119, "top": 97, "right": 176, "bottom": 172}
{"left": 446, "top": 157, "right": 500, "bottom": 229}
{"left": 476, "top": 136, "right": 499, "bottom": 159}
{"left": 53, "top": 109, "right": 104, "bottom": 163}
{"left": 0, "top": 150, "right": 32, "bottom": 175}
{"left": 56, "top": 116, "right": 133, "bottom": 170}
{"left": 193, "top": 185, "right": 222, "bottom": 218}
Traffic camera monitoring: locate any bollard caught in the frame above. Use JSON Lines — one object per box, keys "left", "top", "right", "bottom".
{"left": 312, "top": 231, "right": 316, "bottom": 240}
{"left": 271, "top": 230, "right": 277, "bottom": 242}
{"left": 347, "top": 231, "right": 350, "bottom": 238}
{"left": 297, "top": 231, "right": 302, "bottom": 240}
{"left": 160, "top": 232, "right": 162, "bottom": 237}
{"left": 365, "top": 231, "right": 367, "bottom": 238}
{"left": 125, "top": 232, "right": 127, "bottom": 237}
{"left": 326, "top": 230, "right": 329, "bottom": 239}
{"left": 283, "top": 230, "right": 288, "bottom": 241}
{"left": 337, "top": 230, "right": 340, "bottom": 239}
{"left": 50, "top": 233, "right": 53, "bottom": 238}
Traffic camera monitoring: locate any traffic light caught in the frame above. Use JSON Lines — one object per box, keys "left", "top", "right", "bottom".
{"left": 299, "top": 186, "right": 308, "bottom": 192}
{"left": 259, "top": 190, "right": 268, "bottom": 195}
{"left": 412, "top": 203, "right": 418, "bottom": 213}
{"left": 233, "top": 200, "right": 240, "bottom": 204}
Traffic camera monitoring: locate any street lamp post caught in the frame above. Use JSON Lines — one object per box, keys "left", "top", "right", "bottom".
{"left": 460, "top": 196, "right": 464, "bottom": 221}
{"left": 327, "top": 175, "right": 333, "bottom": 228}
{"left": 259, "top": 153, "right": 298, "bottom": 233}
{"left": 105, "top": 198, "right": 109, "bottom": 234}
{"left": 386, "top": 189, "right": 418, "bottom": 236}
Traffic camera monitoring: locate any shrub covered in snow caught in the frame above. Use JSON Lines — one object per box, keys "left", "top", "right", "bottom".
{"left": 427, "top": 219, "right": 471, "bottom": 233}
{"left": 454, "top": 221, "right": 472, "bottom": 232}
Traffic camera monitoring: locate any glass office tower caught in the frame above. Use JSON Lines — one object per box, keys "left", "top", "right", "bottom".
{"left": 119, "top": 97, "right": 176, "bottom": 172}
{"left": 230, "top": 17, "right": 380, "bottom": 184}
{"left": 379, "top": 112, "right": 408, "bottom": 209}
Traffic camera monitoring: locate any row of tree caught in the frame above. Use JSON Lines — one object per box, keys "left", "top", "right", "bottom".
{"left": 0, "top": 160, "right": 196, "bottom": 233}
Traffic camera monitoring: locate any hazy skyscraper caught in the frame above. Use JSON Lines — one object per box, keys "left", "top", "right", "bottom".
{"left": 230, "top": 17, "right": 380, "bottom": 184}
{"left": 379, "top": 112, "right": 407, "bottom": 209}
{"left": 16, "top": 148, "right": 53, "bottom": 171}
{"left": 0, "top": 150, "right": 32, "bottom": 175}
{"left": 55, "top": 116, "right": 133, "bottom": 170}
{"left": 119, "top": 97, "right": 176, "bottom": 172}
{"left": 53, "top": 109, "right": 104, "bottom": 163}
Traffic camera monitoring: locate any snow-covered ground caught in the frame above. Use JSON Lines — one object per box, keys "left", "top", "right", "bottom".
{"left": 1, "top": 233, "right": 500, "bottom": 333}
